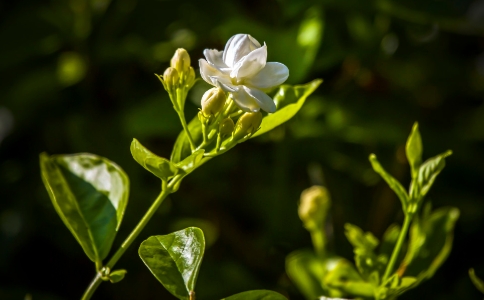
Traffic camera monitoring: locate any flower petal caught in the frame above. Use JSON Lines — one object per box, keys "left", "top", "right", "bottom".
{"left": 199, "top": 59, "right": 227, "bottom": 86}
{"left": 223, "top": 34, "right": 262, "bottom": 67}
{"left": 203, "top": 49, "right": 228, "bottom": 70}
{"left": 230, "top": 43, "right": 267, "bottom": 80}
{"left": 229, "top": 86, "right": 260, "bottom": 112}
{"left": 245, "top": 62, "right": 289, "bottom": 89}
{"left": 213, "top": 78, "right": 237, "bottom": 92}
{"left": 243, "top": 86, "right": 276, "bottom": 113}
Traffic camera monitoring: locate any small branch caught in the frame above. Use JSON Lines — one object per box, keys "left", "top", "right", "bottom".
{"left": 382, "top": 213, "right": 413, "bottom": 282}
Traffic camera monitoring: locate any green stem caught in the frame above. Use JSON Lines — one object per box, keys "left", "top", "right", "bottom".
{"left": 178, "top": 111, "right": 196, "bottom": 152}
{"left": 310, "top": 228, "right": 326, "bottom": 257}
{"left": 382, "top": 213, "right": 413, "bottom": 282}
{"left": 81, "top": 179, "right": 177, "bottom": 300}
{"left": 81, "top": 273, "right": 103, "bottom": 300}
{"left": 175, "top": 89, "right": 195, "bottom": 152}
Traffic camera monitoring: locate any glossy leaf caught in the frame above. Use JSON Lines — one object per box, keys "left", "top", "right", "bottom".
{"left": 369, "top": 154, "right": 409, "bottom": 211}
{"left": 175, "top": 149, "right": 205, "bottom": 174}
{"left": 252, "top": 79, "right": 322, "bottom": 138}
{"left": 417, "top": 150, "right": 452, "bottom": 197}
{"left": 109, "top": 269, "right": 127, "bottom": 283}
{"left": 400, "top": 207, "right": 459, "bottom": 282}
{"left": 469, "top": 268, "right": 484, "bottom": 294}
{"left": 131, "top": 138, "right": 177, "bottom": 180}
{"left": 139, "top": 227, "right": 205, "bottom": 300}
{"left": 40, "top": 153, "right": 129, "bottom": 263}
{"left": 405, "top": 122, "right": 422, "bottom": 179}
{"left": 222, "top": 290, "right": 287, "bottom": 300}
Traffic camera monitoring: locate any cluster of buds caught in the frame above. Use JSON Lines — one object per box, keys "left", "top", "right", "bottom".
{"left": 157, "top": 49, "right": 196, "bottom": 112}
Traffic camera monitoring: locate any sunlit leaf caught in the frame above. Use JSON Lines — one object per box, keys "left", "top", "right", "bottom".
{"left": 222, "top": 290, "right": 287, "bottom": 300}
{"left": 108, "top": 269, "right": 127, "bottom": 283}
{"left": 417, "top": 150, "right": 452, "bottom": 197}
{"left": 286, "top": 250, "right": 325, "bottom": 299}
{"left": 130, "top": 138, "right": 177, "bottom": 180}
{"left": 139, "top": 227, "right": 205, "bottom": 300}
{"left": 324, "top": 258, "right": 375, "bottom": 298}
{"left": 40, "top": 153, "right": 129, "bottom": 263}
{"left": 369, "top": 154, "right": 409, "bottom": 211}
{"left": 252, "top": 79, "right": 322, "bottom": 138}
{"left": 175, "top": 149, "right": 205, "bottom": 174}
{"left": 405, "top": 122, "right": 422, "bottom": 179}
{"left": 376, "top": 274, "right": 417, "bottom": 299}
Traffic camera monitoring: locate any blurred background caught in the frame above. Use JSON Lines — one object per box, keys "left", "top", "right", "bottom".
{"left": 1, "top": 0, "right": 484, "bottom": 299}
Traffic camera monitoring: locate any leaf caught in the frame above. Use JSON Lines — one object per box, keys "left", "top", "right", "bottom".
{"left": 251, "top": 79, "right": 322, "bottom": 138}
{"left": 405, "top": 122, "right": 422, "bottom": 179}
{"left": 376, "top": 274, "right": 418, "bottom": 299}
{"left": 400, "top": 207, "right": 460, "bottom": 282}
{"left": 417, "top": 150, "right": 452, "bottom": 197}
{"left": 175, "top": 149, "right": 205, "bottom": 174}
{"left": 344, "top": 223, "right": 385, "bottom": 280}
{"left": 40, "top": 153, "right": 129, "bottom": 263}
{"left": 130, "top": 139, "right": 177, "bottom": 180}
{"left": 286, "top": 250, "right": 325, "bottom": 299}
{"left": 171, "top": 117, "right": 203, "bottom": 164}
{"left": 369, "top": 154, "right": 409, "bottom": 211}
{"left": 323, "top": 258, "right": 375, "bottom": 297}
{"left": 469, "top": 268, "right": 484, "bottom": 294}
{"left": 222, "top": 290, "right": 287, "bottom": 300}
{"left": 139, "top": 227, "right": 205, "bottom": 300}
{"left": 379, "top": 224, "right": 401, "bottom": 262}
{"left": 109, "top": 269, "right": 127, "bottom": 283}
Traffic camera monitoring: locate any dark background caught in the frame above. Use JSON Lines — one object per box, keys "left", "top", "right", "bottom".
{"left": 1, "top": 0, "right": 484, "bottom": 299}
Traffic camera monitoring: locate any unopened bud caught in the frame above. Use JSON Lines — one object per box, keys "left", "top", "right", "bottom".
{"left": 219, "top": 118, "right": 235, "bottom": 137}
{"left": 233, "top": 111, "right": 262, "bottom": 140}
{"left": 298, "top": 185, "right": 330, "bottom": 230}
{"left": 201, "top": 87, "right": 226, "bottom": 116}
{"left": 171, "top": 48, "right": 191, "bottom": 74}
{"left": 163, "top": 67, "right": 179, "bottom": 88}
{"left": 186, "top": 66, "right": 196, "bottom": 87}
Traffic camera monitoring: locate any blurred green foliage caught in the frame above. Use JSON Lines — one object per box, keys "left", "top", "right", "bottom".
{"left": 1, "top": 0, "right": 484, "bottom": 299}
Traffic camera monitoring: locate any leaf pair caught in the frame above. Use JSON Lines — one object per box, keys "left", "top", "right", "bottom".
{"left": 369, "top": 122, "right": 452, "bottom": 213}
{"left": 139, "top": 227, "right": 287, "bottom": 300}
{"left": 170, "top": 80, "right": 322, "bottom": 163}
{"left": 40, "top": 153, "right": 129, "bottom": 266}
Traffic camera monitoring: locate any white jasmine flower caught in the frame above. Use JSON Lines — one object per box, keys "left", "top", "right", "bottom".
{"left": 199, "top": 34, "right": 289, "bottom": 113}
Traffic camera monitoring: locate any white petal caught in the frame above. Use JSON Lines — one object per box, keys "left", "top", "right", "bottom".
{"left": 230, "top": 43, "right": 267, "bottom": 80}
{"left": 243, "top": 86, "right": 276, "bottom": 113}
{"left": 213, "top": 78, "right": 237, "bottom": 92}
{"left": 199, "top": 59, "right": 227, "bottom": 86}
{"left": 223, "top": 34, "right": 262, "bottom": 67}
{"left": 245, "top": 62, "right": 289, "bottom": 89}
{"left": 229, "top": 86, "right": 260, "bottom": 112}
{"left": 203, "top": 49, "right": 228, "bottom": 69}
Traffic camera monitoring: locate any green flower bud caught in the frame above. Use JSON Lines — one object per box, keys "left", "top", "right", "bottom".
{"left": 163, "top": 67, "right": 179, "bottom": 89}
{"left": 170, "top": 48, "right": 191, "bottom": 74}
{"left": 233, "top": 111, "right": 262, "bottom": 140}
{"left": 298, "top": 185, "right": 331, "bottom": 231}
{"left": 186, "top": 66, "right": 196, "bottom": 88}
{"left": 201, "top": 87, "right": 226, "bottom": 116}
{"left": 219, "top": 118, "right": 235, "bottom": 137}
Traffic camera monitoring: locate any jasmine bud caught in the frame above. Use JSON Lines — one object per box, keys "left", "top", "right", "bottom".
{"left": 201, "top": 87, "right": 226, "bottom": 116}
{"left": 233, "top": 111, "right": 262, "bottom": 140}
{"left": 163, "top": 67, "right": 179, "bottom": 88}
{"left": 171, "top": 48, "right": 191, "bottom": 74}
{"left": 298, "top": 185, "right": 331, "bottom": 231}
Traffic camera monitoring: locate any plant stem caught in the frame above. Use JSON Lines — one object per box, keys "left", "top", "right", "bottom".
{"left": 178, "top": 111, "right": 196, "bottom": 152}
{"left": 382, "top": 213, "right": 413, "bottom": 282}
{"left": 175, "top": 89, "right": 196, "bottom": 152}
{"left": 81, "top": 181, "right": 175, "bottom": 300}
{"left": 310, "top": 228, "right": 326, "bottom": 257}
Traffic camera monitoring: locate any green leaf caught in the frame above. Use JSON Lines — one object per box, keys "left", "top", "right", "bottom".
{"left": 139, "top": 227, "right": 205, "bottom": 300}
{"left": 130, "top": 139, "right": 177, "bottom": 180}
{"left": 171, "top": 117, "right": 203, "bottom": 164}
{"left": 222, "top": 290, "right": 287, "bottom": 300}
{"left": 286, "top": 250, "right": 325, "bottom": 299}
{"left": 376, "top": 274, "right": 418, "bottom": 299}
{"left": 40, "top": 153, "right": 129, "bottom": 263}
{"left": 400, "top": 207, "right": 459, "bottom": 282}
{"left": 417, "top": 150, "right": 452, "bottom": 197}
{"left": 251, "top": 79, "right": 322, "bottom": 138}
{"left": 344, "top": 223, "right": 385, "bottom": 280}
{"left": 379, "top": 224, "right": 401, "bottom": 262}
{"left": 369, "top": 154, "right": 409, "bottom": 211}
{"left": 405, "top": 122, "right": 422, "bottom": 179}
{"left": 323, "top": 258, "right": 375, "bottom": 297}
{"left": 175, "top": 149, "right": 205, "bottom": 174}
{"left": 469, "top": 268, "right": 484, "bottom": 294}
{"left": 108, "top": 269, "right": 127, "bottom": 283}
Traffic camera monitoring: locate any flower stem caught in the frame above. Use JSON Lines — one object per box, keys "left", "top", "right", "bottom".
{"left": 382, "top": 213, "right": 413, "bottom": 282}
{"left": 310, "top": 228, "right": 326, "bottom": 257}
{"left": 81, "top": 179, "right": 176, "bottom": 299}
